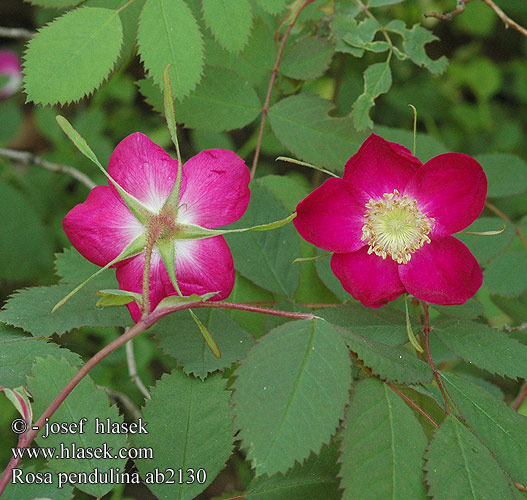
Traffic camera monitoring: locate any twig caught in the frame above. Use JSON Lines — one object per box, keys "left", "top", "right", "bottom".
{"left": 0, "top": 301, "right": 316, "bottom": 497}
{"left": 423, "top": 303, "right": 452, "bottom": 414}
{"left": 222, "top": 496, "right": 246, "bottom": 500}
{"left": 504, "top": 322, "right": 527, "bottom": 332}
{"left": 425, "top": 0, "right": 527, "bottom": 37}
{"left": 0, "top": 148, "right": 96, "bottom": 190}
{"left": 126, "top": 339, "right": 151, "bottom": 400}
{"left": 512, "top": 380, "right": 527, "bottom": 411}
{"left": 386, "top": 382, "right": 439, "bottom": 428}
{"left": 250, "top": 0, "right": 315, "bottom": 178}
{"left": 0, "top": 27, "right": 34, "bottom": 39}
{"left": 485, "top": 201, "right": 527, "bottom": 250}
{"left": 96, "top": 385, "right": 142, "bottom": 421}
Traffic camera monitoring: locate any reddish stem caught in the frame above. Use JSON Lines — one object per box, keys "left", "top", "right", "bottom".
{"left": 250, "top": 0, "right": 315, "bottom": 178}
{"left": 512, "top": 380, "right": 527, "bottom": 411}
{"left": 386, "top": 382, "right": 439, "bottom": 428}
{"left": 422, "top": 303, "right": 451, "bottom": 414}
{"left": 0, "top": 302, "right": 315, "bottom": 496}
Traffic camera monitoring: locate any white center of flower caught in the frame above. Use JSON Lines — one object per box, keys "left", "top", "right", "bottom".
{"left": 361, "top": 189, "right": 434, "bottom": 264}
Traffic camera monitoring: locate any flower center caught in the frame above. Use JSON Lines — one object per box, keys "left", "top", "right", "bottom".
{"left": 361, "top": 189, "right": 434, "bottom": 264}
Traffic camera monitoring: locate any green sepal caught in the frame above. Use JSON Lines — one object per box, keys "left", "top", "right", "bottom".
{"left": 161, "top": 65, "right": 183, "bottom": 218}
{"left": 276, "top": 156, "right": 339, "bottom": 178}
{"left": 95, "top": 289, "right": 142, "bottom": 308}
{"left": 405, "top": 295, "right": 423, "bottom": 353}
{"left": 293, "top": 253, "right": 330, "bottom": 264}
{"left": 52, "top": 234, "right": 147, "bottom": 313}
{"left": 56, "top": 115, "right": 154, "bottom": 224}
{"left": 175, "top": 212, "right": 297, "bottom": 240}
{"left": 156, "top": 238, "right": 182, "bottom": 295}
{"left": 189, "top": 309, "right": 222, "bottom": 359}
{"left": 154, "top": 292, "right": 219, "bottom": 311}
{"left": 0, "top": 386, "right": 32, "bottom": 426}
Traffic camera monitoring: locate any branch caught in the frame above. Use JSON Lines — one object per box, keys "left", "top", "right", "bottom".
{"left": 0, "top": 301, "right": 315, "bottom": 496}
{"left": 425, "top": 0, "right": 527, "bottom": 37}
{"left": 386, "top": 382, "right": 439, "bottom": 428}
{"left": 0, "top": 148, "right": 96, "bottom": 190}
{"left": 0, "top": 26, "right": 34, "bottom": 39}
{"left": 250, "top": 0, "right": 315, "bottom": 178}
{"left": 96, "top": 385, "right": 142, "bottom": 421}
{"left": 512, "top": 380, "right": 527, "bottom": 411}
{"left": 126, "top": 339, "right": 151, "bottom": 400}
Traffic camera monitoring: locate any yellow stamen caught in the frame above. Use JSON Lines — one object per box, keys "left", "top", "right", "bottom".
{"left": 361, "top": 189, "right": 434, "bottom": 264}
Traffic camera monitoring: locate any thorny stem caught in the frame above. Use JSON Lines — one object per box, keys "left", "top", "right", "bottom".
{"left": 386, "top": 382, "right": 439, "bottom": 428}
{"left": 0, "top": 148, "right": 96, "bottom": 190}
{"left": 485, "top": 201, "right": 527, "bottom": 250}
{"left": 125, "top": 339, "right": 151, "bottom": 400}
{"left": 512, "top": 380, "right": 527, "bottom": 411}
{"left": 0, "top": 301, "right": 316, "bottom": 497}
{"left": 422, "top": 303, "right": 452, "bottom": 414}
{"left": 250, "top": 0, "right": 315, "bottom": 178}
{"left": 425, "top": 0, "right": 527, "bottom": 37}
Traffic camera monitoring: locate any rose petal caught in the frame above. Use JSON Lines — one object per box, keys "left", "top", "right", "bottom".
{"left": 403, "top": 153, "right": 487, "bottom": 236}
{"left": 116, "top": 236, "right": 235, "bottom": 322}
{"left": 116, "top": 252, "right": 168, "bottom": 323}
{"left": 343, "top": 133, "right": 421, "bottom": 205}
{"left": 0, "top": 50, "right": 22, "bottom": 99}
{"left": 178, "top": 149, "right": 250, "bottom": 228}
{"left": 398, "top": 236, "right": 483, "bottom": 305}
{"left": 108, "top": 132, "right": 180, "bottom": 212}
{"left": 294, "top": 178, "right": 366, "bottom": 253}
{"left": 330, "top": 248, "right": 406, "bottom": 307}
{"left": 63, "top": 186, "right": 144, "bottom": 267}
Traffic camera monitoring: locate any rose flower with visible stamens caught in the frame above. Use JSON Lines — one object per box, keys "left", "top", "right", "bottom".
{"left": 293, "top": 133, "right": 487, "bottom": 307}
{"left": 63, "top": 133, "right": 250, "bottom": 322}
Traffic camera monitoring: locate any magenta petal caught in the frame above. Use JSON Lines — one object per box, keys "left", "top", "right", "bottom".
{"left": 107, "top": 133, "right": 180, "bottom": 212}
{"left": 330, "top": 248, "right": 406, "bottom": 307}
{"left": 398, "top": 236, "right": 483, "bottom": 305}
{"left": 178, "top": 149, "right": 250, "bottom": 228}
{"left": 116, "top": 253, "right": 170, "bottom": 323}
{"left": 294, "top": 178, "right": 366, "bottom": 253}
{"left": 174, "top": 236, "right": 235, "bottom": 300}
{"left": 343, "top": 133, "right": 421, "bottom": 205}
{"left": 404, "top": 153, "right": 487, "bottom": 236}
{"left": 0, "top": 50, "right": 22, "bottom": 99}
{"left": 63, "top": 186, "right": 144, "bottom": 267}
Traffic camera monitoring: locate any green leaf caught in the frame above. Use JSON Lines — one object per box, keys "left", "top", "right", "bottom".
{"left": 318, "top": 304, "right": 410, "bottom": 345}
{"left": 202, "top": 0, "right": 253, "bottom": 52}
{"left": 343, "top": 18, "right": 381, "bottom": 50}
{"left": 95, "top": 289, "right": 142, "bottom": 307}
{"left": 28, "top": 356, "right": 128, "bottom": 498}
{"left": 456, "top": 217, "right": 515, "bottom": 265}
{"left": 340, "top": 328, "right": 433, "bottom": 384}
{"left": 433, "top": 320, "right": 527, "bottom": 379}
{"left": 154, "top": 292, "right": 217, "bottom": 311}
{"left": 340, "top": 378, "right": 428, "bottom": 500}
{"left": 138, "top": 0, "right": 204, "bottom": 100}
{"left": 255, "top": 0, "right": 286, "bottom": 14}
{"left": 281, "top": 36, "right": 335, "bottom": 80}
{"left": 431, "top": 298, "right": 484, "bottom": 319}
{"left": 246, "top": 443, "right": 341, "bottom": 500}
{"left": 0, "top": 182, "right": 54, "bottom": 280}
{"left": 26, "top": 0, "right": 83, "bottom": 7}
{"left": 134, "top": 370, "right": 233, "bottom": 500}
{"left": 3, "top": 466, "right": 74, "bottom": 500}
{"left": 441, "top": 372, "right": 527, "bottom": 483}
{"left": 476, "top": 153, "right": 527, "bottom": 198}
{"left": 137, "top": 78, "right": 164, "bottom": 114}
{"left": 424, "top": 415, "right": 516, "bottom": 500}
{"left": 24, "top": 7, "right": 123, "bottom": 105}
{"left": 0, "top": 328, "right": 80, "bottom": 388}
{"left": 0, "top": 283, "right": 131, "bottom": 337}
{"left": 386, "top": 21, "right": 448, "bottom": 75}
{"left": 225, "top": 180, "right": 300, "bottom": 297}
{"left": 268, "top": 94, "right": 366, "bottom": 173}
{"left": 314, "top": 252, "right": 350, "bottom": 302}
{"left": 352, "top": 62, "right": 392, "bottom": 131}
{"left": 331, "top": 15, "right": 364, "bottom": 57}
{"left": 232, "top": 319, "right": 351, "bottom": 476}
{"left": 485, "top": 251, "right": 527, "bottom": 297}
{"left": 174, "top": 66, "right": 261, "bottom": 131}
{"left": 153, "top": 309, "right": 254, "bottom": 379}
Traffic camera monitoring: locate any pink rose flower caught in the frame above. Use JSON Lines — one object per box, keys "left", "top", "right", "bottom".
{"left": 63, "top": 133, "right": 250, "bottom": 321}
{"left": 294, "top": 134, "right": 487, "bottom": 307}
{"left": 0, "top": 50, "right": 22, "bottom": 99}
